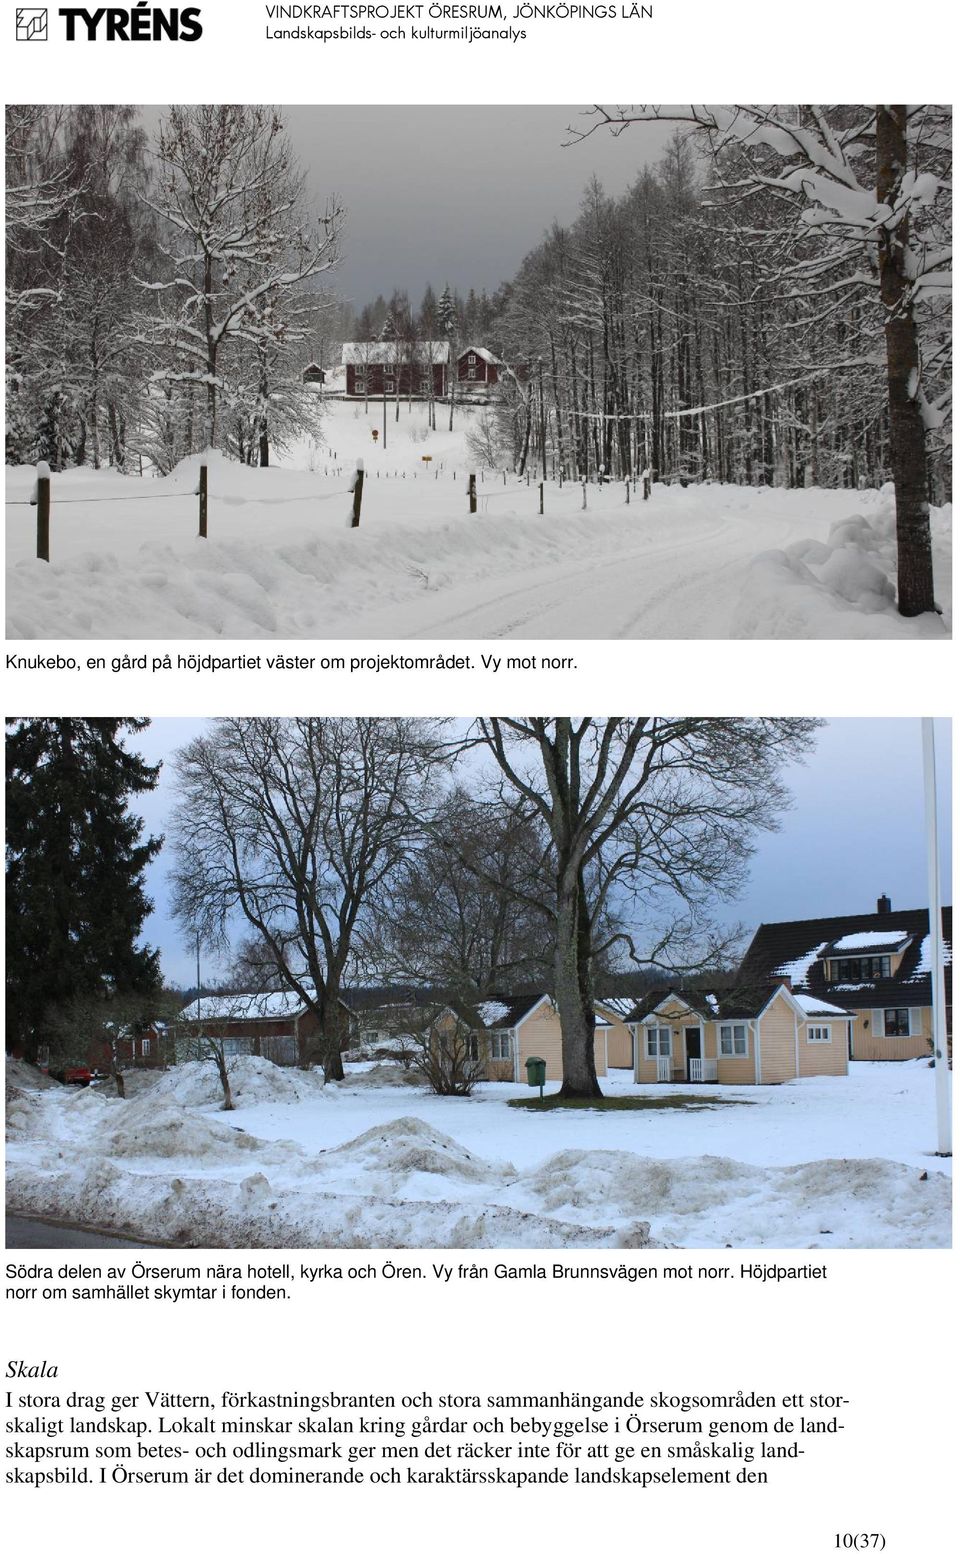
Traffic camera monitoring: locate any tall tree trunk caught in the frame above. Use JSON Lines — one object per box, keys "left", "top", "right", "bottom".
{"left": 554, "top": 864, "right": 602, "bottom": 1099}
{"left": 876, "top": 105, "right": 936, "bottom": 617}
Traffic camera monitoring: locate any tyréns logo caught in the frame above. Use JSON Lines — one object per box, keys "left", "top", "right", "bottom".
{"left": 59, "top": 4, "right": 203, "bottom": 39}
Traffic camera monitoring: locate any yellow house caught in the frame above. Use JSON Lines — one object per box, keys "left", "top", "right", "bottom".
{"left": 738, "top": 898, "right": 952, "bottom": 1062}
{"left": 596, "top": 999, "right": 637, "bottom": 1068}
{"left": 435, "top": 995, "right": 612, "bottom": 1082}
{"left": 624, "top": 984, "right": 850, "bottom": 1086}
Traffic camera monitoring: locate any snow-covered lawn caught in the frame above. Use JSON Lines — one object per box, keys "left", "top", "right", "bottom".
{"left": 6, "top": 402, "right": 951, "bottom": 639}
{"left": 6, "top": 1057, "right": 950, "bottom": 1250}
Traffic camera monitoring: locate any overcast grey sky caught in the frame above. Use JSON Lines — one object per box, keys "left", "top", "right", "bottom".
{"left": 127, "top": 719, "right": 952, "bottom": 987}
{"left": 138, "top": 106, "right": 681, "bottom": 306}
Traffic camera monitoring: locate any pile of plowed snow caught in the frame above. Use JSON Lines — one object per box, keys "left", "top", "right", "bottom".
{"left": 341, "top": 1062, "right": 423, "bottom": 1088}
{"left": 96, "top": 1102, "right": 267, "bottom": 1161}
{"left": 6, "top": 1082, "right": 48, "bottom": 1138}
{"left": 322, "top": 1116, "right": 514, "bottom": 1186}
{"left": 147, "top": 1056, "right": 328, "bottom": 1109}
{"left": 6, "top": 1058, "right": 60, "bottom": 1091}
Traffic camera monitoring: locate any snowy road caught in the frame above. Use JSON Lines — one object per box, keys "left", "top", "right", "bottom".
{"left": 344, "top": 505, "right": 751, "bottom": 639}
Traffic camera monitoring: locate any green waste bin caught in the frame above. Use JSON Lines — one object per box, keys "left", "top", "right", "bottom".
{"left": 525, "top": 1056, "right": 547, "bottom": 1096}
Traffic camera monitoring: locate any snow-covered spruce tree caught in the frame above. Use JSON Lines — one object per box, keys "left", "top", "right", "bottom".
{"left": 583, "top": 105, "right": 951, "bottom": 616}
{"left": 171, "top": 718, "right": 447, "bottom": 1081}
{"left": 467, "top": 718, "right": 819, "bottom": 1100}
{"left": 141, "top": 105, "right": 342, "bottom": 456}
{"left": 438, "top": 283, "right": 459, "bottom": 431}
{"left": 5, "top": 718, "right": 163, "bottom": 1063}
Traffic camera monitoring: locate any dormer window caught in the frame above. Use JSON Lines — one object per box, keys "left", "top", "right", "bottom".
{"left": 828, "top": 955, "right": 891, "bottom": 982}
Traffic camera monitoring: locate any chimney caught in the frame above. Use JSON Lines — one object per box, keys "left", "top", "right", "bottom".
{"left": 877, "top": 894, "right": 892, "bottom": 916}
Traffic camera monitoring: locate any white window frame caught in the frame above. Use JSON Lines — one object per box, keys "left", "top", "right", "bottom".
{"left": 384, "top": 377, "right": 395, "bottom": 395}
{"left": 468, "top": 353, "right": 477, "bottom": 364}
{"left": 141, "top": 1037, "right": 151, "bottom": 1057}
{"left": 468, "top": 366, "right": 477, "bottom": 379}
{"left": 882, "top": 1007, "right": 911, "bottom": 1038}
{"left": 489, "top": 1030, "right": 512, "bottom": 1062}
{"left": 807, "top": 1025, "right": 831, "bottom": 1043}
{"left": 719, "top": 1023, "right": 749, "bottom": 1057}
{"left": 645, "top": 1025, "right": 671, "bottom": 1059}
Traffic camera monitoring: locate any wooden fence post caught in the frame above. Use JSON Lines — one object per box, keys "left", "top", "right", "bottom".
{"left": 625, "top": 481, "right": 630, "bottom": 504}
{"left": 582, "top": 480, "right": 587, "bottom": 510}
{"left": 468, "top": 473, "right": 477, "bottom": 515}
{"left": 643, "top": 469, "right": 652, "bottom": 501}
{"left": 539, "top": 481, "right": 544, "bottom": 515}
{"left": 34, "top": 462, "right": 51, "bottom": 562}
{"left": 198, "top": 462, "right": 208, "bottom": 537}
{"left": 352, "top": 459, "right": 364, "bottom": 527}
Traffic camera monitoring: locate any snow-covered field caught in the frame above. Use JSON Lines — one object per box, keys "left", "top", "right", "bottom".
{"left": 6, "top": 402, "right": 951, "bottom": 639}
{"left": 6, "top": 1057, "right": 950, "bottom": 1249}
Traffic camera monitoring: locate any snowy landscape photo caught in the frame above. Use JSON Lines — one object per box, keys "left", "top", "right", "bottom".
{"left": 4, "top": 105, "right": 952, "bottom": 640}
{"left": 6, "top": 717, "right": 952, "bottom": 1251}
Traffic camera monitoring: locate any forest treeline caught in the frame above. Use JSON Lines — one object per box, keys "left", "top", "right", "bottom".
{"left": 5, "top": 105, "right": 951, "bottom": 613}
{"left": 5, "top": 104, "right": 341, "bottom": 473}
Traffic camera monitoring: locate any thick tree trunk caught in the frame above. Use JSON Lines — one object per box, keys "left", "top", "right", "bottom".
{"left": 554, "top": 866, "right": 602, "bottom": 1099}
{"left": 876, "top": 105, "right": 936, "bottom": 617}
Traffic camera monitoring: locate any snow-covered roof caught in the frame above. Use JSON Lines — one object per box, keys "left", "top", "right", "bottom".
{"left": 477, "top": 1000, "right": 512, "bottom": 1028}
{"left": 179, "top": 988, "right": 314, "bottom": 1024}
{"left": 341, "top": 341, "right": 451, "bottom": 366}
{"left": 597, "top": 996, "right": 637, "bottom": 1019}
{"left": 459, "top": 346, "right": 502, "bottom": 366}
{"left": 772, "top": 942, "right": 828, "bottom": 985}
{"left": 793, "top": 993, "right": 851, "bottom": 1018}
{"left": 825, "top": 931, "right": 912, "bottom": 954}
{"left": 912, "top": 934, "right": 953, "bottom": 976}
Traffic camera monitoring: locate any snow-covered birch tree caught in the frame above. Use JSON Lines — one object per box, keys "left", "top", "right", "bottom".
{"left": 141, "top": 106, "right": 343, "bottom": 454}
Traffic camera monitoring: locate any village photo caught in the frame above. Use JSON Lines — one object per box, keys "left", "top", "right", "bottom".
{"left": 5, "top": 716, "right": 952, "bottom": 1251}
{"left": 4, "top": 104, "right": 952, "bottom": 640}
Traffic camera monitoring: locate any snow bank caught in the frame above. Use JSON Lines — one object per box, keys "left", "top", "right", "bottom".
{"left": 5, "top": 1059, "right": 950, "bottom": 1248}
{"left": 743, "top": 493, "right": 951, "bottom": 638}
{"left": 513, "top": 1149, "right": 947, "bottom": 1249}
{"left": 6, "top": 414, "right": 950, "bottom": 640}
{"left": 146, "top": 1056, "right": 327, "bottom": 1110}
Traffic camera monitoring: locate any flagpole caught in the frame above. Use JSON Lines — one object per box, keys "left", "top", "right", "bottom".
{"left": 921, "top": 718, "right": 951, "bottom": 1156}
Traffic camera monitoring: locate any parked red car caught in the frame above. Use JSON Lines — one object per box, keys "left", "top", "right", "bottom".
{"left": 52, "top": 1065, "right": 95, "bottom": 1086}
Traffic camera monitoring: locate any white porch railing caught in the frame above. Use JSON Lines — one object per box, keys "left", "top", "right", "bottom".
{"left": 656, "top": 1054, "right": 671, "bottom": 1082}
{"left": 689, "top": 1058, "right": 718, "bottom": 1083}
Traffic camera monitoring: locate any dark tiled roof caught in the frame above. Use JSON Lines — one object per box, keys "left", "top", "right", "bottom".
{"left": 739, "top": 906, "right": 953, "bottom": 1013}
{"left": 470, "top": 994, "right": 548, "bottom": 1030}
{"left": 625, "top": 984, "right": 792, "bottom": 1022}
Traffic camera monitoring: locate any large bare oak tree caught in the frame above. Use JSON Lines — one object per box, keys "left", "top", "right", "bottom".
{"left": 469, "top": 717, "right": 819, "bottom": 1098}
